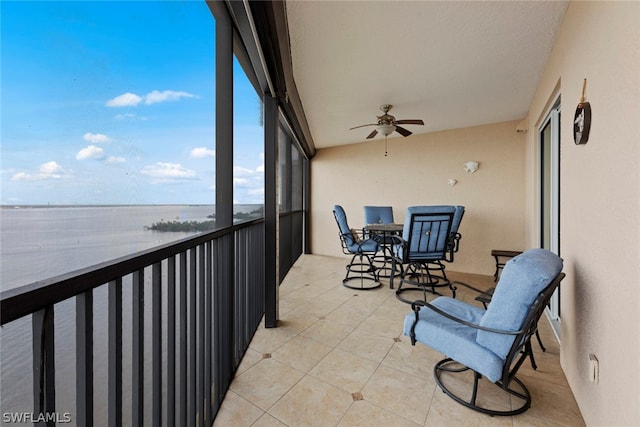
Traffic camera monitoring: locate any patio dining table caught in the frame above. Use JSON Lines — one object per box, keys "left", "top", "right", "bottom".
{"left": 364, "top": 223, "right": 404, "bottom": 281}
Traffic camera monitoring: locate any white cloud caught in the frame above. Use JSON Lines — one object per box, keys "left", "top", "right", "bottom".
{"left": 10, "top": 172, "right": 32, "bottom": 181}
{"left": 190, "top": 147, "right": 215, "bottom": 159}
{"left": 114, "top": 113, "right": 146, "bottom": 121}
{"left": 141, "top": 162, "right": 196, "bottom": 181}
{"left": 106, "top": 90, "right": 196, "bottom": 108}
{"left": 247, "top": 188, "right": 264, "bottom": 196}
{"left": 145, "top": 90, "right": 195, "bottom": 105}
{"left": 11, "top": 161, "right": 71, "bottom": 181}
{"left": 40, "top": 161, "right": 65, "bottom": 175}
{"left": 256, "top": 163, "right": 265, "bottom": 173}
{"left": 233, "top": 166, "right": 255, "bottom": 176}
{"left": 233, "top": 177, "right": 250, "bottom": 186}
{"left": 106, "top": 92, "right": 143, "bottom": 107}
{"left": 105, "top": 156, "right": 126, "bottom": 164}
{"left": 76, "top": 145, "right": 105, "bottom": 160}
{"left": 83, "top": 132, "right": 111, "bottom": 144}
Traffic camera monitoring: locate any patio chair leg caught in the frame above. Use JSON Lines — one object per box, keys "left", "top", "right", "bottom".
{"left": 535, "top": 330, "right": 546, "bottom": 352}
{"left": 342, "top": 253, "right": 381, "bottom": 290}
{"left": 470, "top": 371, "right": 480, "bottom": 406}
{"left": 525, "top": 341, "right": 538, "bottom": 371}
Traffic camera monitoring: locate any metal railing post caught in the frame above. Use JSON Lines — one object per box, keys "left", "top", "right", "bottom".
{"left": 32, "top": 306, "right": 55, "bottom": 426}
{"left": 76, "top": 290, "right": 93, "bottom": 425}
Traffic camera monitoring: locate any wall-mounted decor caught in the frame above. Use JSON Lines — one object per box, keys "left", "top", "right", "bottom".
{"left": 574, "top": 79, "right": 591, "bottom": 145}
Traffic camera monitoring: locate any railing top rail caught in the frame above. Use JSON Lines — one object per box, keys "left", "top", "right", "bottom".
{"left": 1, "top": 218, "right": 264, "bottom": 325}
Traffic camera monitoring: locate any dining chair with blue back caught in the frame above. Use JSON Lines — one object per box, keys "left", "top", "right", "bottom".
{"left": 390, "top": 205, "right": 465, "bottom": 302}
{"left": 363, "top": 206, "right": 394, "bottom": 225}
{"left": 333, "top": 205, "right": 382, "bottom": 290}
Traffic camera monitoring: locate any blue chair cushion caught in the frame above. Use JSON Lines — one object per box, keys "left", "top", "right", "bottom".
{"left": 334, "top": 205, "right": 355, "bottom": 246}
{"left": 391, "top": 244, "right": 446, "bottom": 261}
{"left": 349, "top": 238, "right": 379, "bottom": 254}
{"left": 476, "top": 249, "right": 563, "bottom": 359}
{"left": 451, "top": 205, "right": 465, "bottom": 234}
{"left": 334, "top": 205, "right": 379, "bottom": 254}
{"left": 364, "top": 206, "right": 394, "bottom": 225}
{"left": 403, "top": 297, "right": 505, "bottom": 383}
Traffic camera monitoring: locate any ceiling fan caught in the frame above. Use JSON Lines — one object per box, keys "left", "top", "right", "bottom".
{"left": 349, "top": 104, "right": 424, "bottom": 139}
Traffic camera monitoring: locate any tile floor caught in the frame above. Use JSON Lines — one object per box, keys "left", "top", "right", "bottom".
{"left": 213, "top": 254, "right": 585, "bottom": 426}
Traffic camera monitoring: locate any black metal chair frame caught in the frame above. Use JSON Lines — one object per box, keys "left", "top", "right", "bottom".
{"left": 409, "top": 272, "right": 565, "bottom": 416}
{"left": 333, "top": 212, "right": 381, "bottom": 290}
{"left": 390, "top": 211, "right": 460, "bottom": 303}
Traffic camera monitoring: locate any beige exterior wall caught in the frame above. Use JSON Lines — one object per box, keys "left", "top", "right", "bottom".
{"left": 310, "top": 120, "right": 526, "bottom": 275}
{"left": 524, "top": 2, "right": 640, "bottom": 425}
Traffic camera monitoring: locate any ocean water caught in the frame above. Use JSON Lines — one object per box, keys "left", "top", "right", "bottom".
{"left": 0, "top": 205, "right": 260, "bottom": 425}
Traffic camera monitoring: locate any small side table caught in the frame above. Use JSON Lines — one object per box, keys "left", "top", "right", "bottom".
{"left": 491, "top": 250, "right": 522, "bottom": 282}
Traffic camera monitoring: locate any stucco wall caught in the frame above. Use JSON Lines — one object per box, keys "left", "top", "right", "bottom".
{"left": 310, "top": 120, "right": 526, "bottom": 275}
{"left": 524, "top": 2, "right": 640, "bottom": 425}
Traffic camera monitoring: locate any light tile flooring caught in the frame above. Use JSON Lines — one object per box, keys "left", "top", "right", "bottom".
{"left": 213, "top": 255, "right": 585, "bottom": 427}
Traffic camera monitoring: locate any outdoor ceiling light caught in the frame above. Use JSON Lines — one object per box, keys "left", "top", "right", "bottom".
{"left": 376, "top": 123, "right": 396, "bottom": 136}
{"left": 464, "top": 161, "right": 479, "bottom": 173}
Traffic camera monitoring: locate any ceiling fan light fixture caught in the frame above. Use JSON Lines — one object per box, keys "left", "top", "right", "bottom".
{"left": 376, "top": 123, "right": 395, "bottom": 136}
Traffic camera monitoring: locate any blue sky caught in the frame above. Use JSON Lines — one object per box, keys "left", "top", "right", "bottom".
{"left": 1, "top": 1, "right": 264, "bottom": 205}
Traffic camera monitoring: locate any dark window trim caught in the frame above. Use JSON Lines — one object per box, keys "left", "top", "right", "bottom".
{"left": 242, "top": 1, "right": 316, "bottom": 158}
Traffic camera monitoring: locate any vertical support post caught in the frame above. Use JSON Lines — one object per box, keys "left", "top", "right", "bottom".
{"left": 179, "top": 252, "right": 188, "bottom": 426}
{"left": 213, "top": 235, "right": 234, "bottom": 402}
{"left": 216, "top": 6, "right": 233, "bottom": 229}
{"left": 108, "top": 279, "right": 122, "bottom": 427}
{"left": 132, "top": 269, "right": 144, "bottom": 426}
{"left": 167, "top": 256, "right": 176, "bottom": 427}
{"left": 198, "top": 244, "right": 205, "bottom": 427}
{"left": 32, "top": 306, "right": 55, "bottom": 425}
{"left": 264, "top": 94, "right": 279, "bottom": 327}
{"left": 76, "top": 290, "right": 93, "bottom": 425}
{"left": 152, "top": 262, "right": 162, "bottom": 426}
{"left": 189, "top": 248, "right": 197, "bottom": 425}
{"left": 204, "top": 242, "right": 212, "bottom": 424}
{"left": 303, "top": 157, "right": 311, "bottom": 254}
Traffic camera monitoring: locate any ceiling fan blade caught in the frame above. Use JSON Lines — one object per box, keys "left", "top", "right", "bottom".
{"left": 366, "top": 129, "right": 378, "bottom": 139}
{"left": 349, "top": 123, "right": 377, "bottom": 130}
{"left": 394, "top": 119, "right": 424, "bottom": 125}
{"left": 394, "top": 126, "right": 412, "bottom": 137}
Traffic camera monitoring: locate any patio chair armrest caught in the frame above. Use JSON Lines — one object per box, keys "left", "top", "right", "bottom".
{"left": 387, "top": 234, "right": 405, "bottom": 245}
{"left": 449, "top": 280, "right": 488, "bottom": 296}
{"left": 387, "top": 234, "right": 407, "bottom": 260}
{"left": 449, "top": 232, "right": 462, "bottom": 252}
{"left": 410, "top": 300, "right": 523, "bottom": 336}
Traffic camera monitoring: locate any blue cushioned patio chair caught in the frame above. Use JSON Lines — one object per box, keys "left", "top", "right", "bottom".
{"left": 403, "top": 249, "right": 564, "bottom": 416}
{"left": 390, "top": 205, "right": 464, "bottom": 303}
{"left": 363, "top": 206, "right": 394, "bottom": 225}
{"left": 333, "top": 205, "right": 381, "bottom": 290}
{"left": 363, "top": 206, "right": 399, "bottom": 277}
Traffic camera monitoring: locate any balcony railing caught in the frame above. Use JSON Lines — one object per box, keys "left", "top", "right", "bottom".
{"left": 1, "top": 218, "right": 266, "bottom": 426}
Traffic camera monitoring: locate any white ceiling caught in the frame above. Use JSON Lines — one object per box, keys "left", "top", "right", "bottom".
{"left": 285, "top": 1, "right": 569, "bottom": 149}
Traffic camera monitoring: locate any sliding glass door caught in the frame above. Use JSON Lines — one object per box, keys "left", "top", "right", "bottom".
{"left": 540, "top": 98, "right": 561, "bottom": 327}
